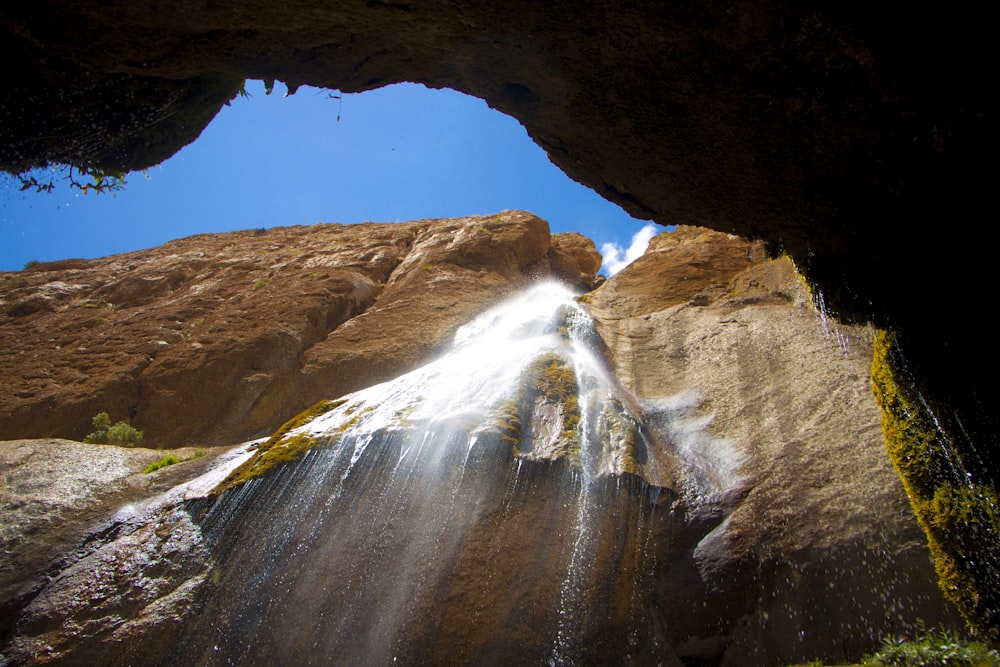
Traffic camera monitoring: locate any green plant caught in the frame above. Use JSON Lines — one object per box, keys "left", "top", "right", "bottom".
{"left": 107, "top": 421, "right": 143, "bottom": 446}
{"left": 83, "top": 412, "right": 112, "bottom": 443}
{"left": 142, "top": 448, "right": 205, "bottom": 474}
{"left": 143, "top": 454, "right": 181, "bottom": 474}
{"left": 252, "top": 277, "right": 270, "bottom": 290}
{"left": 862, "top": 626, "right": 1000, "bottom": 666}
{"left": 83, "top": 411, "right": 143, "bottom": 447}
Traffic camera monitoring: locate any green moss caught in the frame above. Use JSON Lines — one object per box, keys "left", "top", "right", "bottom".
{"left": 528, "top": 352, "right": 579, "bottom": 403}
{"left": 489, "top": 398, "right": 524, "bottom": 454}
{"left": 332, "top": 403, "right": 375, "bottom": 435}
{"left": 600, "top": 399, "right": 642, "bottom": 475}
{"left": 143, "top": 454, "right": 182, "bottom": 474}
{"left": 872, "top": 330, "right": 1000, "bottom": 638}
{"left": 216, "top": 399, "right": 345, "bottom": 492}
{"left": 525, "top": 352, "right": 583, "bottom": 463}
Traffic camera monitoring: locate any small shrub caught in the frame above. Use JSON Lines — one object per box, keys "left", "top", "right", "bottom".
{"left": 83, "top": 411, "right": 143, "bottom": 447}
{"left": 143, "top": 454, "right": 181, "bottom": 474}
{"left": 252, "top": 277, "right": 270, "bottom": 290}
{"left": 107, "top": 421, "right": 143, "bottom": 446}
{"left": 83, "top": 411, "right": 112, "bottom": 443}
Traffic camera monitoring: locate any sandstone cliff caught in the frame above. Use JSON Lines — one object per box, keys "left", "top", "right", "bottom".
{"left": 0, "top": 212, "right": 600, "bottom": 449}
{"left": 0, "top": 223, "right": 961, "bottom": 666}
{"left": 585, "top": 226, "right": 959, "bottom": 662}
{"left": 3, "top": 3, "right": 995, "bottom": 632}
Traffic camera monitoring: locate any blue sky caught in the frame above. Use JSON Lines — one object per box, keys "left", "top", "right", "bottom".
{"left": 0, "top": 81, "right": 658, "bottom": 274}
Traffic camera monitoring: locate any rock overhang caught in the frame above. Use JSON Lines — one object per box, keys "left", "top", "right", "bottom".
{"left": 0, "top": 1, "right": 996, "bottom": 589}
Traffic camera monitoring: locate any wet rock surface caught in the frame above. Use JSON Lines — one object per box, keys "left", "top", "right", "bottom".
{"left": 586, "top": 227, "right": 961, "bottom": 663}
{"left": 1, "top": 1, "right": 993, "bottom": 488}
{"left": 2, "top": 3, "right": 995, "bottom": 632}
{"left": 0, "top": 439, "right": 235, "bottom": 653}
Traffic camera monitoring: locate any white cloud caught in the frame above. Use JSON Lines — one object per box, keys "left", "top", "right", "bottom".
{"left": 600, "top": 223, "right": 659, "bottom": 276}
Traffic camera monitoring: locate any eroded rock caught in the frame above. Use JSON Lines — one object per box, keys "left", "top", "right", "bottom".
{"left": 0, "top": 213, "right": 600, "bottom": 448}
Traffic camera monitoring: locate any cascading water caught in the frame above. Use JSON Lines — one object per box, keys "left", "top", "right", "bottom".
{"left": 172, "top": 284, "right": 712, "bottom": 664}
{"left": 87, "top": 282, "right": 739, "bottom": 666}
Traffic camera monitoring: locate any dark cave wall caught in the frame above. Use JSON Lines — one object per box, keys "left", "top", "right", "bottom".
{"left": 1, "top": 0, "right": 996, "bottom": 636}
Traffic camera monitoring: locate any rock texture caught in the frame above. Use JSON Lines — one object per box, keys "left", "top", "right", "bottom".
{"left": 2, "top": 3, "right": 996, "bottom": 628}
{"left": 0, "top": 439, "right": 237, "bottom": 646}
{"left": 0, "top": 226, "right": 961, "bottom": 666}
{"left": 0, "top": 212, "right": 601, "bottom": 448}
{"left": 586, "top": 226, "right": 960, "bottom": 663}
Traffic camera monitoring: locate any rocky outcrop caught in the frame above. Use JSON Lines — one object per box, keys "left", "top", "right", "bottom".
{"left": 585, "top": 226, "right": 961, "bottom": 663}
{"left": 0, "top": 212, "right": 601, "bottom": 449}
{"left": 0, "top": 438, "right": 239, "bottom": 647}
{"left": 0, "top": 226, "right": 962, "bottom": 666}
{"left": 2, "top": 3, "right": 996, "bottom": 631}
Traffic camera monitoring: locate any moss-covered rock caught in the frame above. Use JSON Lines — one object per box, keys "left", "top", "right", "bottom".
{"left": 216, "top": 399, "right": 344, "bottom": 492}
{"left": 872, "top": 330, "right": 1000, "bottom": 638}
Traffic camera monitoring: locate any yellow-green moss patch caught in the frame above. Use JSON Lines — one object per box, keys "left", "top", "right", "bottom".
{"left": 526, "top": 352, "right": 583, "bottom": 463}
{"left": 872, "top": 330, "right": 1000, "bottom": 638}
{"left": 487, "top": 398, "right": 524, "bottom": 453}
{"left": 216, "top": 398, "right": 345, "bottom": 493}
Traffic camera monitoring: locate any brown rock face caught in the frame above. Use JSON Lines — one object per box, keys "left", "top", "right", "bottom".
{"left": 0, "top": 212, "right": 600, "bottom": 448}
{"left": 0, "top": 439, "right": 235, "bottom": 643}
{"left": 2, "top": 4, "right": 996, "bottom": 627}
{"left": 585, "top": 228, "right": 961, "bottom": 663}
{"left": 1, "top": 227, "right": 960, "bottom": 666}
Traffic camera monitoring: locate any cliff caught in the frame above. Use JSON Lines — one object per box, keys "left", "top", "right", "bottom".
{"left": 0, "top": 212, "right": 600, "bottom": 448}
{"left": 587, "top": 227, "right": 959, "bottom": 660}
{"left": 2, "top": 2, "right": 996, "bottom": 632}
{"left": 0, "top": 221, "right": 962, "bottom": 666}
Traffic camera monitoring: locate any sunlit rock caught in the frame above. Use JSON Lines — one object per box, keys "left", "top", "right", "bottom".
{"left": 0, "top": 213, "right": 600, "bottom": 449}
{"left": 0, "top": 225, "right": 965, "bottom": 665}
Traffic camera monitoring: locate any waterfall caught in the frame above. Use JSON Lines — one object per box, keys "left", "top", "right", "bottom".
{"left": 20, "top": 281, "right": 739, "bottom": 666}
{"left": 235, "top": 281, "right": 675, "bottom": 489}
{"left": 163, "top": 282, "right": 741, "bottom": 666}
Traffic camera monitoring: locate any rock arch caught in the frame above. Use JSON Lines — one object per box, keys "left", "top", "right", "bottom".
{"left": 1, "top": 0, "right": 996, "bottom": 636}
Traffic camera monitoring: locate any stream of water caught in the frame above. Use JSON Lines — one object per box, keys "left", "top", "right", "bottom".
{"left": 153, "top": 281, "right": 731, "bottom": 665}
